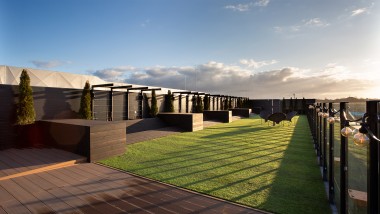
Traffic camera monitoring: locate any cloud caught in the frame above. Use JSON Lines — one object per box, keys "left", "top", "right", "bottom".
{"left": 304, "top": 18, "right": 330, "bottom": 27}
{"left": 351, "top": 8, "right": 367, "bottom": 16}
{"left": 239, "top": 59, "right": 278, "bottom": 69}
{"left": 141, "top": 19, "right": 151, "bottom": 27}
{"left": 31, "top": 60, "right": 71, "bottom": 69}
{"left": 91, "top": 61, "right": 376, "bottom": 99}
{"left": 254, "top": 0, "right": 270, "bottom": 7}
{"left": 274, "top": 17, "right": 329, "bottom": 34}
{"left": 90, "top": 66, "right": 136, "bottom": 82}
{"left": 225, "top": 0, "right": 270, "bottom": 12}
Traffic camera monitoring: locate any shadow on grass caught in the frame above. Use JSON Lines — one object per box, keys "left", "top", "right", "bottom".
{"left": 259, "top": 116, "right": 331, "bottom": 214}
{"left": 101, "top": 116, "right": 331, "bottom": 214}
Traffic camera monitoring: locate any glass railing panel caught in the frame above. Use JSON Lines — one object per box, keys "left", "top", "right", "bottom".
{"left": 332, "top": 103, "right": 341, "bottom": 212}
{"left": 347, "top": 102, "right": 367, "bottom": 214}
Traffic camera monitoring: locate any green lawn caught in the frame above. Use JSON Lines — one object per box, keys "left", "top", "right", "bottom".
{"left": 100, "top": 115, "right": 331, "bottom": 214}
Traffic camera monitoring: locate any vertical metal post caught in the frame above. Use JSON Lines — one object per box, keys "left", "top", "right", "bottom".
{"left": 124, "top": 91, "right": 128, "bottom": 120}
{"left": 316, "top": 104, "right": 320, "bottom": 156}
{"left": 138, "top": 92, "right": 143, "bottom": 119}
{"left": 319, "top": 103, "right": 323, "bottom": 166}
{"left": 340, "top": 102, "right": 348, "bottom": 214}
{"left": 367, "top": 101, "right": 379, "bottom": 214}
{"left": 212, "top": 96, "right": 215, "bottom": 110}
{"left": 186, "top": 95, "right": 189, "bottom": 113}
{"left": 179, "top": 94, "right": 182, "bottom": 113}
{"left": 90, "top": 88, "right": 95, "bottom": 119}
{"left": 328, "top": 102, "right": 334, "bottom": 203}
{"left": 108, "top": 89, "right": 113, "bottom": 121}
{"left": 313, "top": 105, "right": 317, "bottom": 149}
{"left": 323, "top": 103, "right": 327, "bottom": 180}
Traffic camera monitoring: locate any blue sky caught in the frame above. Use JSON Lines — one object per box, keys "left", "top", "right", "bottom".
{"left": 1, "top": 0, "right": 379, "bottom": 98}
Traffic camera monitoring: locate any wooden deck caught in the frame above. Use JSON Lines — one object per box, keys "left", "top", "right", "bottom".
{"left": 0, "top": 148, "right": 266, "bottom": 214}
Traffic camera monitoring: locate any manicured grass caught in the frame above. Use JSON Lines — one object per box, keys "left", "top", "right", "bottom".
{"left": 100, "top": 115, "right": 331, "bottom": 214}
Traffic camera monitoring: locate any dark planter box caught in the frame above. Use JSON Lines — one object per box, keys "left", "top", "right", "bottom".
{"left": 158, "top": 113, "right": 203, "bottom": 132}
{"left": 203, "top": 110, "right": 232, "bottom": 123}
{"left": 15, "top": 123, "right": 44, "bottom": 148}
{"left": 229, "top": 108, "right": 252, "bottom": 118}
{"left": 39, "top": 119, "right": 126, "bottom": 162}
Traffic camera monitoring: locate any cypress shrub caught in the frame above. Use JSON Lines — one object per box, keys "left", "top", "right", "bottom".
{"left": 150, "top": 90, "right": 158, "bottom": 117}
{"left": 204, "top": 95, "right": 210, "bottom": 111}
{"left": 16, "top": 69, "right": 36, "bottom": 125}
{"left": 164, "top": 90, "right": 174, "bottom": 112}
{"left": 79, "top": 80, "right": 92, "bottom": 119}
{"left": 144, "top": 93, "right": 151, "bottom": 117}
{"left": 192, "top": 96, "right": 197, "bottom": 112}
{"left": 228, "top": 97, "right": 232, "bottom": 109}
{"left": 195, "top": 95, "right": 203, "bottom": 113}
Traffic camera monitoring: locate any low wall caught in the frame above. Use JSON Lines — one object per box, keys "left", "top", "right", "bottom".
{"left": 39, "top": 119, "right": 126, "bottom": 162}
{"left": 203, "top": 110, "right": 232, "bottom": 123}
{"left": 158, "top": 113, "right": 203, "bottom": 132}
{"left": 229, "top": 108, "right": 252, "bottom": 118}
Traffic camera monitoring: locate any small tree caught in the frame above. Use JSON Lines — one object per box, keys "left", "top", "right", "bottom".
{"left": 164, "top": 90, "right": 174, "bottom": 112}
{"left": 150, "top": 90, "right": 158, "bottom": 117}
{"left": 228, "top": 97, "right": 232, "bottom": 109}
{"left": 16, "top": 69, "right": 36, "bottom": 125}
{"left": 195, "top": 95, "right": 203, "bottom": 113}
{"left": 237, "top": 98, "right": 242, "bottom": 108}
{"left": 144, "top": 93, "right": 151, "bottom": 117}
{"left": 224, "top": 98, "right": 228, "bottom": 110}
{"left": 79, "top": 80, "right": 92, "bottom": 120}
{"left": 191, "top": 96, "right": 197, "bottom": 112}
{"left": 204, "top": 95, "right": 210, "bottom": 111}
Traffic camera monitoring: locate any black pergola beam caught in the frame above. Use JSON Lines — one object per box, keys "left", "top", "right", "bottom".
{"left": 141, "top": 88, "right": 161, "bottom": 92}
{"left": 92, "top": 83, "right": 114, "bottom": 88}
{"left": 127, "top": 87, "right": 149, "bottom": 91}
{"left": 172, "top": 91, "right": 191, "bottom": 94}
{"left": 110, "top": 85, "right": 132, "bottom": 89}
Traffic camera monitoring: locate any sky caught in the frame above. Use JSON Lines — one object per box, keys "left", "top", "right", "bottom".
{"left": 1, "top": 0, "right": 379, "bottom": 99}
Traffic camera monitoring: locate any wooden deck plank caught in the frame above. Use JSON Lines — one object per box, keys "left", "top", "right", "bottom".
{"left": 25, "top": 148, "right": 76, "bottom": 164}
{"left": 60, "top": 166, "right": 167, "bottom": 213}
{"left": 0, "top": 149, "right": 264, "bottom": 214}
{"left": 0, "top": 185, "right": 31, "bottom": 213}
{"left": 45, "top": 168, "right": 124, "bottom": 213}
{"left": 81, "top": 165, "right": 205, "bottom": 213}
{"left": 4, "top": 149, "right": 52, "bottom": 172}
{"left": 61, "top": 166, "right": 154, "bottom": 213}
{"left": 0, "top": 179, "right": 53, "bottom": 213}
{"left": 13, "top": 176, "right": 82, "bottom": 214}
{"left": 64, "top": 164, "right": 177, "bottom": 213}
{"left": 0, "top": 206, "right": 7, "bottom": 214}
{"left": 75, "top": 164, "right": 209, "bottom": 211}
{"left": 28, "top": 173, "right": 102, "bottom": 214}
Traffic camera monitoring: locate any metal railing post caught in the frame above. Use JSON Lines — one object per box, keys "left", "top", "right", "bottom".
{"left": 319, "top": 103, "right": 323, "bottom": 166}
{"left": 323, "top": 103, "right": 327, "bottom": 181}
{"left": 367, "top": 101, "right": 379, "bottom": 214}
{"left": 328, "top": 102, "right": 334, "bottom": 203}
{"left": 340, "top": 102, "right": 348, "bottom": 214}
